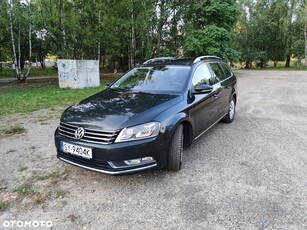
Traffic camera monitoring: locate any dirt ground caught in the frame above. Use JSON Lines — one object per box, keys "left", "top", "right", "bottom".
{"left": 0, "top": 70, "right": 307, "bottom": 230}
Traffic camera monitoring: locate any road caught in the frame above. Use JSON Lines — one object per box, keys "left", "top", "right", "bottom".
{"left": 0, "top": 70, "right": 306, "bottom": 229}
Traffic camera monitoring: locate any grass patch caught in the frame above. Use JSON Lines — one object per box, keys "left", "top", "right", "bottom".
{"left": 34, "top": 190, "right": 51, "bottom": 204}
{"left": 14, "top": 183, "right": 36, "bottom": 195}
{"left": 17, "top": 164, "right": 28, "bottom": 172}
{"left": 234, "top": 60, "right": 307, "bottom": 70}
{"left": 2, "top": 124, "right": 26, "bottom": 135}
{"left": 0, "top": 67, "right": 57, "bottom": 79}
{"left": 55, "top": 188, "right": 65, "bottom": 198}
{"left": 0, "top": 199, "right": 8, "bottom": 212}
{"left": 37, "top": 170, "right": 58, "bottom": 182}
{"left": 0, "top": 84, "right": 106, "bottom": 116}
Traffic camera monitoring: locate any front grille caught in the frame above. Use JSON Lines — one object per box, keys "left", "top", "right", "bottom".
{"left": 59, "top": 122, "right": 119, "bottom": 145}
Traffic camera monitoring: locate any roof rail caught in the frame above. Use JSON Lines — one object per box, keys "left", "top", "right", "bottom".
{"left": 143, "top": 57, "right": 176, "bottom": 64}
{"left": 193, "top": 56, "right": 222, "bottom": 63}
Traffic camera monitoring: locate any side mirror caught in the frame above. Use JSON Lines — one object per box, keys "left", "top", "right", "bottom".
{"left": 106, "top": 82, "right": 113, "bottom": 88}
{"left": 193, "top": 84, "right": 213, "bottom": 94}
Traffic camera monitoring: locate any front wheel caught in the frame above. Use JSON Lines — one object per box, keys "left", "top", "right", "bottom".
{"left": 222, "top": 97, "right": 236, "bottom": 123}
{"left": 166, "top": 124, "right": 183, "bottom": 171}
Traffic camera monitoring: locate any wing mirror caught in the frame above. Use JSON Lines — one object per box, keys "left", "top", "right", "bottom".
{"left": 106, "top": 82, "right": 113, "bottom": 88}
{"left": 193, "top": 84, "right": 213, "bottom": 94}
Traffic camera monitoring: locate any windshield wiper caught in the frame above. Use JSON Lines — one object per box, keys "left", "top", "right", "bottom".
{"left": 110, "top": 87, "right": 128, "bottom": 92}
{"left": 133, "top": 90, "right": 157, "bottom": 95}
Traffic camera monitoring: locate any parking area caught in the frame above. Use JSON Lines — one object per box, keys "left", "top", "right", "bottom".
{"left": 0, "top": 70, "right": 307, "bottom": 229}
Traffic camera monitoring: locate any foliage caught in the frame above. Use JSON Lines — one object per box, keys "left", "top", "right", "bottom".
{"left": 184, "top": 26, "right": 239, "bottom": 61}
{"left": 0, "top": 0, "right": 306, "bottom": 71}
{"left": 235, "top": 0, "right": 306, "bottom": 68}
{"left": 183, "top": 0, "right": 239, "bottom": 61}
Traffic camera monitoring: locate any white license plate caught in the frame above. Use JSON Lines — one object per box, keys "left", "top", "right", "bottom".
{"left": 60, "top": 141, "right": 92, "bottom": 159}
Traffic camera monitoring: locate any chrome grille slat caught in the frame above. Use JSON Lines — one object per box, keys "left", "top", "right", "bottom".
{"left": 59, "top": 122, "right": 119, "bottom": 145}
{"left": 82, "top": 136, "right": 114, "bottom": 141}
{"left": 59, "top": 129, "right": 75, "bottom": 136}
{"left": 59, "top": 126, "right": 76, "bottom": 132}
{"left": 85, "top": 131, "right": 116, "bottom": 137}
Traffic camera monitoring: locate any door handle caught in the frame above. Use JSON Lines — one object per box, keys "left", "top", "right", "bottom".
{"left": 214, "top": 93, "right": 220, "bottom": 98}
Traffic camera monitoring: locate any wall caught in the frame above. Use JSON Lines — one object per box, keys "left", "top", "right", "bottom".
{"left": 57, "top": 60, "right": 100, "bottom": 89}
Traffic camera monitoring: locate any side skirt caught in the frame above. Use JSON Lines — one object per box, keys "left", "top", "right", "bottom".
{"left": 194, "top": 113, "right": 228, "bottom": 141}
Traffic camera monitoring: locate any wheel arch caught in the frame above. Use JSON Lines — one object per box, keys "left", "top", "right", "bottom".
{"left": 232, "top": 93, "right": 237, "bottom": 104}
{"left": 181, "top": 120, "right": 193, "bottom": 148}
{"left": 160, "top": 112, "right": 194, "bottom": 149}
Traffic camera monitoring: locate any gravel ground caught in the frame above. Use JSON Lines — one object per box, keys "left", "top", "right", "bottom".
{"left": 0, "top": 70, "right": 307, "bottom": 230}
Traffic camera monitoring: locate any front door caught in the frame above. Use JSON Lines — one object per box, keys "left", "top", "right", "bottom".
{"left": 189, "top": 64, "right": 221, "bottom": 137}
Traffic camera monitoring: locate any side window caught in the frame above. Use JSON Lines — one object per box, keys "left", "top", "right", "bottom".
{"left": 209, "top": 63, "right": 225, "bottom": 82}
{"left": 191, "top": 64, "right": 214, "bottom": 89}
{"left": 220, "top": 63, "right": 232, "bottom": 78}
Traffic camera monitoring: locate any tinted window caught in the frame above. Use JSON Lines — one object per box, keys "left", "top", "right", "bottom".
{"left": 111, "top": 66, "right": 190, "bottom": 93}
{"left": 191, "top": 64, "right": 214, "bottom": 89}
{"left": 220, "top": 63, "right": 232, "bottom": 78}
{"left": 209, "top": 63, "right": 225, "bottom": 82}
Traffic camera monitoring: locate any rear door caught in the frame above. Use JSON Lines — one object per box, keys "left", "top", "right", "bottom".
{"left": 208, "top": 62, "right": 231, "bottom": 118}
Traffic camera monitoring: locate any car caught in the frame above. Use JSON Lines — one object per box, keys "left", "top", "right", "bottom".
{"left": 54, "top": 56, "right": 237, "bottom": 175}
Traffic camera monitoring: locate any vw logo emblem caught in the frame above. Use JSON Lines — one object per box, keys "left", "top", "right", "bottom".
{"left": 75, "top": 127, "right": 85, "bottom": 139}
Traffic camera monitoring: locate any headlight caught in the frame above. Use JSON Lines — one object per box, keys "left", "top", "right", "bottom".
{"left": 115, "top": 122, "right": 161, "bottom": 143}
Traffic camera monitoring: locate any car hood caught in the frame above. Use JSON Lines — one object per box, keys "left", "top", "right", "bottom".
{"left": 61, "top": 89, "right": 183, "bottom": 130}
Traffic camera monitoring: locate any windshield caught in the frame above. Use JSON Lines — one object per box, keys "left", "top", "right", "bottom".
{"left": 111, "top": 66, "right": 190, "bottom": 93}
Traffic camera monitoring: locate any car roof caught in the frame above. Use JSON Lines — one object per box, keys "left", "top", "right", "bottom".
{"left": 141, "top": 56, "right": 224, "bottom": 67}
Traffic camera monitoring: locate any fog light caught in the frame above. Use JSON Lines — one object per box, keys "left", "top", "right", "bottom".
{"left": 124, "top": 157, "right": 154, "bottom": 165}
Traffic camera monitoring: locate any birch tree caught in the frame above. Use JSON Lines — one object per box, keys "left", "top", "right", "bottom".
{"left": 7, "top": 0, "right": 32, "bottom": 81}
{"left": 300, "top": 0, "right": 307, "bottom": 67}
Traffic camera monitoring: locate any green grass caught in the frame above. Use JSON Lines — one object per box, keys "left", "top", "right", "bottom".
{"left": 2, "top": 124, "right": 26, "bottom": 135}
{"left": 0, "top": 67, "right": 58, "bottom": 78}
{"left": 0, "top": 199, "right": 8, "bottom": 212}
{"left": 14, "top": 183, "right": 36, "bottom": 195}
{"left": 17, "top": 163, "right": 28, "bottom": 172}
{"left": 234, "top": 60, "right": 307, "bottom": 70}
{"left": 37, "top": 170, "right": 58, "bottom": 181}
{"left": 55, "top": 188, "right": 65, "bottom": 198}
{"left": 0, "top": 84, "right": 106, "bottom": 116}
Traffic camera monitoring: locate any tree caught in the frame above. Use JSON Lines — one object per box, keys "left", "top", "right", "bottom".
{"left": 0, "top": 1, "right": 11, "bottom": 69}
{"left": 298, "top": 0, "right": 307, "bottom": 67}
{"left": 183, "top": 0, "right": 240, "bottom": 61}
{"left": 7, "top": 0, "right": 33, "bottom": 80}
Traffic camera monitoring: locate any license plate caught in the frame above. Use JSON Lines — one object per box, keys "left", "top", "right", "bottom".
{"left": 60, "top": 141, "right": 92, "bottom": 159}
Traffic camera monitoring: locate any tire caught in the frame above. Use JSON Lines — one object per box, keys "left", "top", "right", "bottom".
{"left": 166, "top": 124, "right": 184, "bottom": 171}
{"left": 222, "top": 97, "right": 236, "bottom": 123}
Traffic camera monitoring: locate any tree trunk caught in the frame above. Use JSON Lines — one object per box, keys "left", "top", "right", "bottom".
{"left": 130, "top": 3, "right": 136, "bottom": 69}
{"left": 97, "top": 11, "right": 101, "bottom": 62}
{"left": 156, "top": 0, "right": 165, "bottom": 57}
{"left": 25, "top": 0, "right": 32, "bottom": 79}
{"left": 285, "top": 54, "right": 291, "bottom": 67}
{"left": 18, "top": 20, "right": 22, "bottom": 78}
{"left": 305, "top": 24, "right": 307, "bottom": 67}
{"left": 273, "top": 60, "right": 278, "bottom": 67}
{"left": 244, "top": 61, "right": 249, "bottom": 69}
{"left": 8, "top": 0, "right": 20, "bottom": 79}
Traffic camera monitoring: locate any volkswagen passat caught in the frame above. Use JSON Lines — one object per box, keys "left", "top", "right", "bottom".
{"left": 54, "top": 56, "right": 237, "bottom": 175}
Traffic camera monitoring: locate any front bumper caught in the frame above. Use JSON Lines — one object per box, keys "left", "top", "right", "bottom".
{"left": 54, "top": 128, "right": 168, "bottom": 175}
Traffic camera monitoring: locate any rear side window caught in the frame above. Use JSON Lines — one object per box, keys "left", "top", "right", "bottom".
{"left": 220, "top": 63, "right": 232, "bottom": 78}
{"left": 209, "top": 63, "right": 225, "bottom": 82}
{"left": 191, "top": 64, "right": 214, "bottom": 89}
